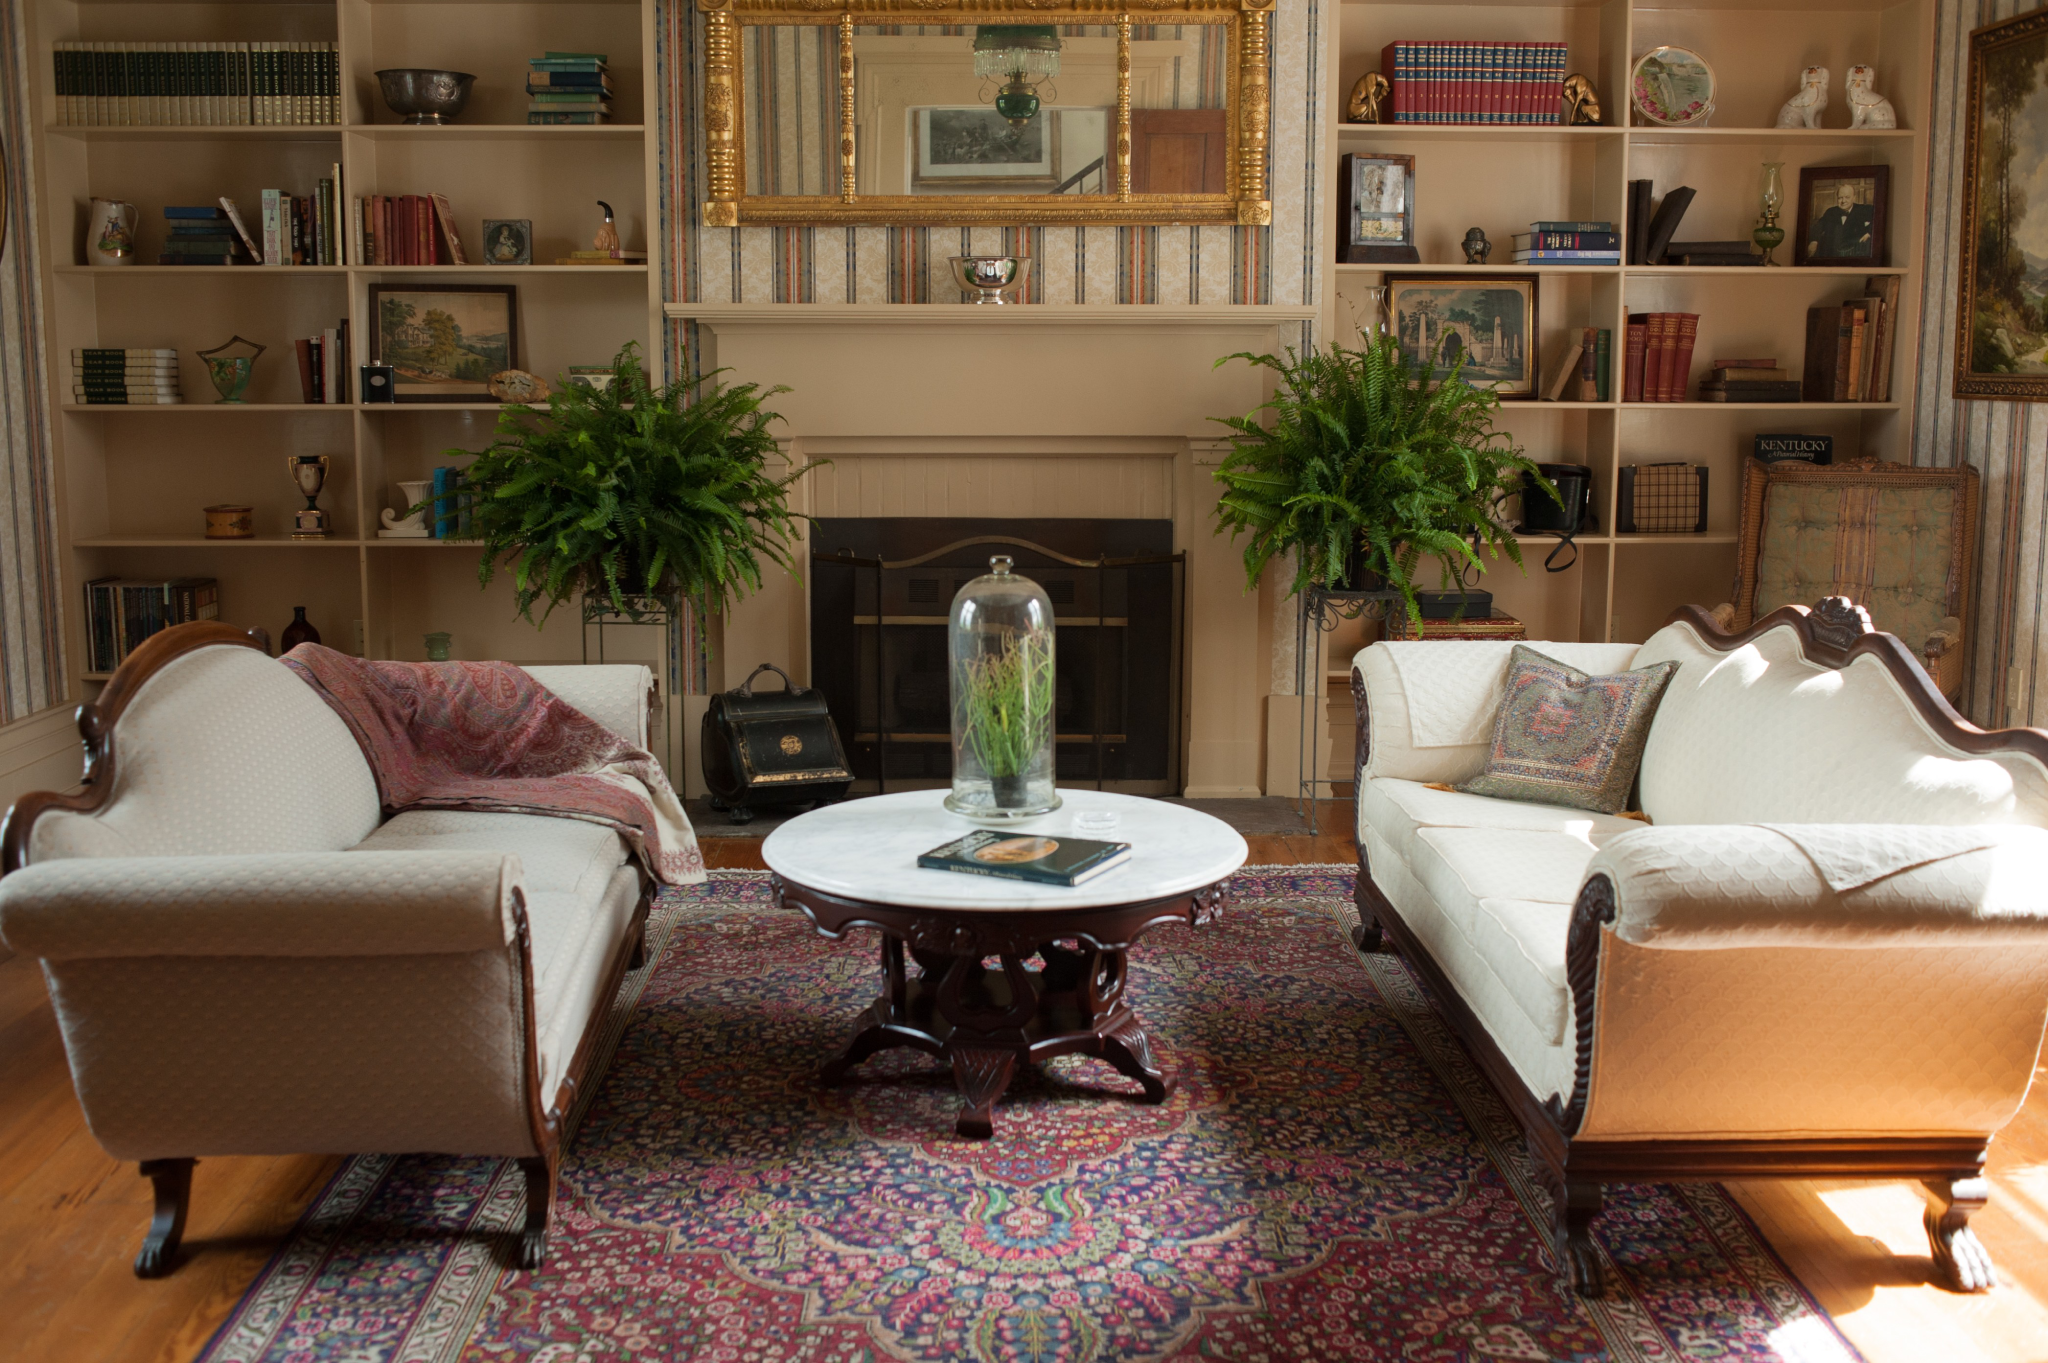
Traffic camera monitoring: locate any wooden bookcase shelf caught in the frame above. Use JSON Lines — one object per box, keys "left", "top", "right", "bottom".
{"left": 27, "top": 0, "right": 662, "bottom": 684}
{"left": 1326, "top": 0, "right": 1933, "bottom": 645}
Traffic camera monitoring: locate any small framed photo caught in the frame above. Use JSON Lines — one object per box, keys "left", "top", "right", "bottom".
{"left": 1797, "top": 164, "right": 1889, "bottom": 267}
{"left": 481, "top": 219, "right": 532, "bottom": 266}
{"left": 369, "top": 284, "right": 517, "bottom": 404}
{"left": 1339, "top": 153, "right": 1418, "bottom": 264}
{"left": 1384, "top": 272, "right": 1540, "bottom": 399}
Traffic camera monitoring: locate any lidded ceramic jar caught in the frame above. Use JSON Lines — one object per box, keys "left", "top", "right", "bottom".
{"left": 945, "top": 554, "right": 1060, "bottom": 820}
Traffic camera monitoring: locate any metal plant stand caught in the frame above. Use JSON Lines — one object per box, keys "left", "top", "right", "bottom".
{"left": 1294, "top": 585, "right": 1401, "bottom": 833}
{"left": 582, "top": 590, "right": 688, "bottom": 782}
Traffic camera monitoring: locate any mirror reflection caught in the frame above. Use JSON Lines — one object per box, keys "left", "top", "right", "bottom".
{"left": 1128, "top": 23, "right": 1229, "bottom": 194}
{"left": 742, "top": 25, "right": 843, "bottom": 198}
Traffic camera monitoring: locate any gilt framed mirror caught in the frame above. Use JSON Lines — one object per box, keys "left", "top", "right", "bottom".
{"left": 700, "top": 0, "right": 1274, "bottom": 227}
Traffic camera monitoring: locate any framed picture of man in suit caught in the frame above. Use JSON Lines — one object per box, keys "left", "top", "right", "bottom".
{"left": 1796, "top": 164, "right": 1888, "bottom": 267}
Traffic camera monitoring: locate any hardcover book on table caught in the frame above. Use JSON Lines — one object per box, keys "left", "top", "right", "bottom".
{"left": 918, "top": 830, "right": 1132, "bottom": 886}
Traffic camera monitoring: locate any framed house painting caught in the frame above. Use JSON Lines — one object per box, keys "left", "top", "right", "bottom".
{"left": 368, "top": 285, "right": 517, "bottom": 404}
{"left": 1339, "top": 153, "right": 1417, "bottom": 264}
{"left": 1958, "top": 8, "right": 2048, "bottom": 399}
{"left": 1796, "top": 164, "right": 1888, "bottom": 267}
{"left": 1385, "top": 273, "right": 1540, "bottom": 399}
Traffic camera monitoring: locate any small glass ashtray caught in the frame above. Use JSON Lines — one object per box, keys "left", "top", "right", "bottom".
{"left": 1073, "top": 810, "right": 1121, "bottom": 837}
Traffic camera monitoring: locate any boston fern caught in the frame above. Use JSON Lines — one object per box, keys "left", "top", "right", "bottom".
{"left": 444, "top": 343, "right": 809, "bottom": 624}
{"left": 1210, "top": 334, "right": 1551, "bottom": 619}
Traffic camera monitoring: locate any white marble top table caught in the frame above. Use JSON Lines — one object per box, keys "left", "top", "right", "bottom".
{"left": 761, "top": 789, "right": 1249, "bottom": 910}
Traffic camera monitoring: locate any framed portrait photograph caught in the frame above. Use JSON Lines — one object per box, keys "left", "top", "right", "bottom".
{"left": 1957, "top": 8, "right": 2048, "bottom": 398}
{"left": 1384, "top": 273, "right": 1540, "bottom": 399}
{"left": 910, "top": 107, "right": 1057, "bottom": 189}
{"left": 368, "top": 284, "right": 517, "bottom": 404}
{"left": 481, "top": 219, "right": 532, "bottom": 267}
{"left": 1796, "top": 164, "right": 1889, "bottom": 267}
{"left": 1339, "top": 153, "right": 1418, "bottom": 264}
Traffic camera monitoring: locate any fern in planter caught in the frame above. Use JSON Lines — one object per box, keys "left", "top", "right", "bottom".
{"left": 1210, "top": 333, "right": 1551, "bottom": 620}
{"left": 438, "top": 343, "right": 810, "bottom": 624}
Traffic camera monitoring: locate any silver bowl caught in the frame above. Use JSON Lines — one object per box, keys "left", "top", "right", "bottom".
{"left": 950, "top": 255, "right": 1030, "bottom": 304}
{"left": 375, "top": 68, "right": 477, "bottom": 125}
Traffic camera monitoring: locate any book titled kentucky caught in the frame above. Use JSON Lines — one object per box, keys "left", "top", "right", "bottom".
{"left": 918, "top": 830, "right": 1133, "bottom": 886}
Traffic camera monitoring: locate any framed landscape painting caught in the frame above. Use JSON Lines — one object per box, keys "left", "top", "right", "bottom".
{"left": 1958, "top": 8, "right": 2048, "bottom": 399}
{"left": 1384, "top": 273, "right": 1539, "bottom": 399}
{"left": 369, "top": 285, "right": 517, "bottom": 404}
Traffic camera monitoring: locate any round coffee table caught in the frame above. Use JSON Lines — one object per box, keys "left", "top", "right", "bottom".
{"left": 762, "top": 789, "right": 1248, "bottom": 1138}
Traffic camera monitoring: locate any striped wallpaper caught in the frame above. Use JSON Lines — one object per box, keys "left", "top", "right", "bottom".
{"left": 1912, "top": 0, "right": 2048, "bottom": 728}
{"left": 0, "top": 0, "right": 65, "bottom": 725}
{"left": 657, "top": 0, "right": 1322, "bottom": 360}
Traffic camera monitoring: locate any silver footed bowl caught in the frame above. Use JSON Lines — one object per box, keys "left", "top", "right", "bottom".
{"left": 950, "top": 255, "right": 1030, "bottom": 304}
{"left": 375, "top": 69, "right": 477, "bottom": 125}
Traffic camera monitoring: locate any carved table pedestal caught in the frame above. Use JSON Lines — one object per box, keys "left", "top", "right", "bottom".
{"left": 761, "top": 790, "right": 1248, "bottom": 1139}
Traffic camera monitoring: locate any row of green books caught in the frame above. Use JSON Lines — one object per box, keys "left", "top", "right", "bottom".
{"left": 529, "top": 51, "right": 611, "bottom": 125}
{"left": 51, "top": 41, "right": 339, "bottom": 126}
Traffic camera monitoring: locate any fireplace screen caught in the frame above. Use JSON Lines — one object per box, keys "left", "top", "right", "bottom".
{"left": 810, "top": 519, "right": 1182, "bottom": 793}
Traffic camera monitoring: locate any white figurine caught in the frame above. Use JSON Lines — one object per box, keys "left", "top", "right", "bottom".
{"left": 1845, "top": 65, "right": 1898, "bottom": 129}
{"left": 1776, "top": 66, "right": 1829, "bottom": 128}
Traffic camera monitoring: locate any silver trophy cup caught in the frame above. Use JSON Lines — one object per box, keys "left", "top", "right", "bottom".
{"left": 950, "top": 255, "right": 1031, "bottom": 304}
{"left": 289, "top": 455, "right": 332, "bottom": 539}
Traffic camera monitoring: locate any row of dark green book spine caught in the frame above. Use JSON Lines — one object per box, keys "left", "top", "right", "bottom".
{"left": 51, "top": 41, "right": 339, "bottom": 126}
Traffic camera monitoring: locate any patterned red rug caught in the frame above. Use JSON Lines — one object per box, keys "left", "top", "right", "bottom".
{"left": 196, "top": 868, "right": 1860, "bottom": 1362}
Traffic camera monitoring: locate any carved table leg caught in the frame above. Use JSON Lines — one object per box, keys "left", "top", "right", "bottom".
{"left": 1550, "top": 1180, "right": 1606, "bottom": 1298}
{"left": 1924, "top": 1177, "right": 1997, "bottom": 1292}
{"left": 820, "top": 937, "right": 913, "bottom": 1086}
{"left": 1099, "top": 1013, "right": 1174, "bottom": 1104}
{"left": 951, "top": 1048, "right": 1017, "bottom": 1139}
{"left": 514, "top": 1155, "right": 553, "bottom": 1271}
{"left": 134, "top": 1158, "right": 195, "bottom": 1278}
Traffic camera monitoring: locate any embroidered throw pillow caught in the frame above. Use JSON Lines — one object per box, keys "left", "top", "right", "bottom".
{"left": 1455, "top": 645, "right": 1679, "bottom": 814}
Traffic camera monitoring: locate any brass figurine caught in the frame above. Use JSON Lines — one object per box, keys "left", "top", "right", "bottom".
{"left": 1346, "top": 71, "right": 1390, "bottom": 124}
{"left": 594, "top": 201, "right": 619, "bottom": 254}
{"left": 1563, "top": 73, "right": 1602, "bottom": 126}
{"left": 1461, "top": 228, "right": 1492, "bottom": 265}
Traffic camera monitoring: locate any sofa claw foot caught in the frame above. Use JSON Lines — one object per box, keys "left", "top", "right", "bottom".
{"left": 1560, "top": 1235, "right": 1605, "bottom": 1298}
{"left": 1926, "top": 1178, "right": 1996, "bottom": 1292}
{"left": 1351, "top": 919, "right": 1383, "bottom": 953}
{"left": 514, "top": 1156, "right": 553, "bottom": 1273}
{"left": 1549, "top": 1180, "right": 1605, "bottom": 1298}
{"left": 515, "top": 1225, "right": 549, "bottom": 1271}
{"left": 133, "top": 1158, "right": 194, "bottom": 1278}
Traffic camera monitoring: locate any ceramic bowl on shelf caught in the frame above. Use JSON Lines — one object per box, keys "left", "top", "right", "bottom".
{"left": 375, "top": 69, "right": 477, "bottom": 125}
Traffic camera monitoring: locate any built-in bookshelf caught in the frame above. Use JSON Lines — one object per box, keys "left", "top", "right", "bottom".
{"left": 27, "top": 0, "right": 662, "bottom": 687}
{"left": 1324, "top": 0, "right": 1933, "bottom": 645}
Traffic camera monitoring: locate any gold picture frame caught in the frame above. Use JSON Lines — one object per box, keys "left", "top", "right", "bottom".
{"left": 1956, "top": 8, "right": 2048, "bottom": 399}
{"left": 699, "top": 0, "right": 1273, "bottom": 228}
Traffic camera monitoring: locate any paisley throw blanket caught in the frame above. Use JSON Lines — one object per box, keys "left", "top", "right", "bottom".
{"left": 284, "top": 644, "right": 705, "bottom": 886}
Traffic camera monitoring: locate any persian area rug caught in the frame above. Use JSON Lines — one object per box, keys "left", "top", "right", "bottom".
{"left": 197, "top": 868, "right": 1860, "bottom": 1363}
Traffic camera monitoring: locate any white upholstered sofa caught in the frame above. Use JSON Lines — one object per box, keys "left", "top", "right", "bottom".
{"left": 0, "top": 622, "right": 657, "bottom": 1276}
{"left": 1351, "top": 597, "right": 2048, "bottom": 1297}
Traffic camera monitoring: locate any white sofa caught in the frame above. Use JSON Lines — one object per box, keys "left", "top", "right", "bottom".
{"left": 1350, "top": 597, "right": 2048, "bottom": 1297}
{"left": 0, "top": 622, "right": 657, "bottom": 1276}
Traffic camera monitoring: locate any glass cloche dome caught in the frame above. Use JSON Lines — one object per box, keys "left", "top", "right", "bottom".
{"left": 944, "top": 554, "right": 1060, "bottom": 820}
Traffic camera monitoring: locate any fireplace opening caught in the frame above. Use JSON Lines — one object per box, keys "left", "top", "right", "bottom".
{"left": 810, "top": 518, "right": 1183, "bottom": 794}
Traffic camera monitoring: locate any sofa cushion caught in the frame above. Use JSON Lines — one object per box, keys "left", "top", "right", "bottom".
{"left": 31, "top": 645, "right": 381, "bottom": 863}
{"left": 1359, "top": 777, "right": 1640, "bottom": 868}
{"left": 353, "top": 811, "right": 632, "bottom": 1041}
{"left": 1635, "top": 619, "right": 2048, "bottom": 826}
{"left": 1456, "top": 646, "right": 1679, "bottom": 814}
{"left": 1354, "top": 640, "right": 1645, "bottom": 785}
{"left": 1409, "top": 826, "right": 1596, "bottom": 938}
{"left": 1468, "top": 898, "right": 1571, "bottom": 1045}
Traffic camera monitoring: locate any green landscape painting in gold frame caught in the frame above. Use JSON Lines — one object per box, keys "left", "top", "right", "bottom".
{"left": 1958, "top": 8, "right": 2048, "bottom": 399}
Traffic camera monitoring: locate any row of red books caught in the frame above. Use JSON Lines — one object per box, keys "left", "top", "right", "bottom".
{"left": 1379, "top": 40, "right": 1569, "bottom": 125}
{"left": 354, "top": 193, "right": 466, "bottom": 267}
{"left": 1622, "top": 313, "right": 1699, "bottom": 403}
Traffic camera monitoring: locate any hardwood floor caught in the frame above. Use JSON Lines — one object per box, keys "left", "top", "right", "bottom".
{"left": 2, "top": 807, "right": 2043, "bottom": 1362}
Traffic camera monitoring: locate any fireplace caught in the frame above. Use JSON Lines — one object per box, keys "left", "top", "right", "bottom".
{"left": 810, "top": 518, "right": 1183, "bottom": 793}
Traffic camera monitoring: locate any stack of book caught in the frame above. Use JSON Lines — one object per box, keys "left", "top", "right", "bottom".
{"left": 351, "top": 193, "right": 466, "bottom": 265}
{"left": 1512, "top": 221, "right": 1618, "bottom": 266}
{"left": 51, "top": 41, "right": 339, "bottom": 126}
{"left": 1626, "top": 181, "right": 1704, "bottom": 265}
{"left": 71, "top": 347, "right": 181, "bottom": 405}
{"left": 1802, "top": 277, "right": 1904, "bottom": 403}
{"left": 158, "top": 205, "right": 250, "bottom": 266}
{"left": 528, "top": 51, "right": 611, "bottom": 124}
{"left": 1697, "top": 359, "right": 1801, "bottom": 403}
{"left": 1621, "top": 313, "right": 1701, "bottom": 402}
{"left": 1544, "top": 327, "right": 1612, "bottom": 401}
{"left": 1379, "top": 41, "right": 1568, "bottom": 124}
{"left": 82, "top": 577, "right": 219, "bottom": 671}
{"left": 257, "top": 172, "right": 345, "bottom": 266}
{"left": 294, "top": 320, "right": 352, "bottom": 404}
{"left": 1663, "top": 240, "right": 1762, "bottom": 267}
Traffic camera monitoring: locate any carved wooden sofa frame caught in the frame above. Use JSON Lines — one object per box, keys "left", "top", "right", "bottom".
{"left": 1348, "top": 598, "right": 2035, "bottom": 1298}
{"left": 0, "top": 622, "right": 654, "bottom": 1277}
